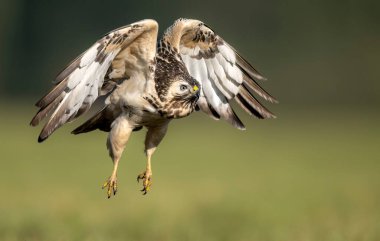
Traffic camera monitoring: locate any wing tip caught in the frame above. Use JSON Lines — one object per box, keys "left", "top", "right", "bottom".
{"left": 262, "top": 112, "right": 277, "bottom": 119}
{"left": 71, "top": 129, "right": 79, "bottom": 135}
{"left": 35, "top": 97, "right": 47, "bottom": 108}
{"left": 226, "top": 106, "right": 246, "bottom": 130}
{"left": 271, "top": 98, "right": 279, "bottom": 104}
{"left": 238, "top": 125, "right": 246, "bottom": 131}
{"left": 241, "top": 75, "right": 278, "bottom": 104}
{"left": 235, "top": 90, "right": 278, "bottom": 120}
{"left": 255, "top": 74, "right": 268, "bottom": 81}
{"left": 38, "top": 135, "right": 47, "bottom": 143}
{"left": 30, "top": 118, "right": 38, "bottom": 127}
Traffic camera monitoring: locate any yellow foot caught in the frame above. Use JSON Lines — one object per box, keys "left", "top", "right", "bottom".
{"left": 102, "top": 175, "right": 117, "bottom": 199}
{"left": 137, "top": 171, "right": 152, "bottom": 195}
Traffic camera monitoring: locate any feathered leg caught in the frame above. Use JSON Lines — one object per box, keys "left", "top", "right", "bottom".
{"left": 103, "top": 116, "right": 133, "bottom": 198}
{"left": 137, "top": 123, "right": 169, "bottom": 195}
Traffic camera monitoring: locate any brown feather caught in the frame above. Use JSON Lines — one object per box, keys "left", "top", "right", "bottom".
{"left": 30, "top": 93, "right": 64, "bottom": 126}
{"left": 53, "top": 53, "right": 84, "bottom": 84}
{"left": 71, "top": 108, "right": 111, "bottom": 134}
{"left": 208, "top": 103, "right": 221, "bottom": 119}
{"left": 38, "top": 104, "right": 68, "bottom": 142}
{"left": 236, "top": 86, "right": 276, "bottom": 119}
{"left": 35, "top": 77, "right": 68, "bottom": 108}
{"left": 196, "top": 100, "right": 220, "bottom": 120}
{"left": 242, "top": 74, "right": 278, "bottom": 103}
{"left": 230, "top": 44, "right": 267, "bottom": 81}
{"left": 224, "top": 105, "right": 246, "bottom": 130}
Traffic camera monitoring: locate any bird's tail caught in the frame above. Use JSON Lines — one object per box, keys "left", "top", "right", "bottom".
{"left": 71, "top": 108, "right": 112, "bottom": 134}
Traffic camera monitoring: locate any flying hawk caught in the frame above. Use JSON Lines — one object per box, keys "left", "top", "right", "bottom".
{"left": 30, "top": 19, "right": 277, "bottom": 198}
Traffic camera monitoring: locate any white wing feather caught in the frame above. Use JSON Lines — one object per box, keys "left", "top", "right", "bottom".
{"left": 173, "top": 18, "right": 277, "bottom": 129}
{"left": 31, "top": 19, "right": 158, "bottom": 141}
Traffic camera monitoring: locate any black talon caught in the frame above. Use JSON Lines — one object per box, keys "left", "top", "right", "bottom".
{"left": 137, "top": 171, "right": 151, "bottom": 195}
{"left": 137, "top": 173, "right": 145, "bottom": 182}
{"left": 141, "top": 187, "right": 148, "bottom": 195}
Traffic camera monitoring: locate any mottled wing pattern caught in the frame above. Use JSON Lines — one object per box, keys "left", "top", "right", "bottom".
{"left": 177, "top": 19, "right": 277, "bottom": 129}
{"left": 31, "top": 19, "right": 158, "bottom": 142}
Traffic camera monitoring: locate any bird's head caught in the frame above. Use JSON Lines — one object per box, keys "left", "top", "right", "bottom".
{"left": 156, "top": 72, "right": 201, "bottom": 119}
{"left": 153, "top": 49, "right": 201, "bottom": 118}
{"left": 166, "top": 76, "right": 200, "bottom": 102}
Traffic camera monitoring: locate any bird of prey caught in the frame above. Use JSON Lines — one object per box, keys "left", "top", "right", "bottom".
{"left": 30, "top": 18, "right": 277, "bottom": 198}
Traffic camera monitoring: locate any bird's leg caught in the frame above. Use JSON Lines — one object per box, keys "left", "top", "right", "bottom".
{"left": 103, "top": 117, "right": 132, "bottom": 198}
{"left": 137, "top": 123, "right": 169, "bottom": 195}
{"left": 102, "top": 158, "right": 119, "bottom": 198}
{"left": 137, "top": 148, "right": 154, "bottom": 194}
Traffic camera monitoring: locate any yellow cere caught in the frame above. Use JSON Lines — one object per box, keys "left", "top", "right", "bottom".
{"left": 193, "top": 85, "right": 199, "bottom": 91}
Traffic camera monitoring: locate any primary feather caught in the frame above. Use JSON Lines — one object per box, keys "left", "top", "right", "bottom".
{"left": 31, "top": 19, "right": 158, "bottom": 142}
{"left": 167, "top": 18, "right": 277, "bottom": 128}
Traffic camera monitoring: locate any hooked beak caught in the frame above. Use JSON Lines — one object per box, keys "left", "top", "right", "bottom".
{"left": 192, "top": 85, "right": 200, "bottom": 99}
{"left": 193, "top": 85, "right": 199, "bottom": 92}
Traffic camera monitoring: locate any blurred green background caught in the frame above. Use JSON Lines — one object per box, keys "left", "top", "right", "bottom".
{"left": 0, "top": 0, "right": 379, "bottom": 240}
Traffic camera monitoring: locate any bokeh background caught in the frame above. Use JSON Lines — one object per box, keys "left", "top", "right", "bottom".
{"left": 0, "top": 0, "right": 379, "bottom": 240}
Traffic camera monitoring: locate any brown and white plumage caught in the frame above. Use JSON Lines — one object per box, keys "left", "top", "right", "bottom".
{"left": 167, "top": 19, "right": 277, "bottom": 130}
{"left": 31, "top": 19, "right": 159, "bottom": 141}
{"left": 31, "top": 18, "right": 277, "bottom": 197}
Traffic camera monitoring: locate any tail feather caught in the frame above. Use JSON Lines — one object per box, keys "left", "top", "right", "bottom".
{"left": 71, "top": 108, "right": 111, "bottom": 135}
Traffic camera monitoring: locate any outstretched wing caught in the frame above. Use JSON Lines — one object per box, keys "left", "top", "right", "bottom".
{"left": 172, "top": 19, "right": 277, "bottom": 129}
{"left": 31, "top": 19, "right": 158, "bottom": 142}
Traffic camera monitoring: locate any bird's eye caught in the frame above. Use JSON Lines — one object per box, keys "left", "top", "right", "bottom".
{"left": 180, "top": 85, "right": 188, "bottom": 91}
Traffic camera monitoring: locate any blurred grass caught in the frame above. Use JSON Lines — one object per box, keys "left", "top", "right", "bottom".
{"left": 0, "top": 103, "right": 379, "bottom": 241}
